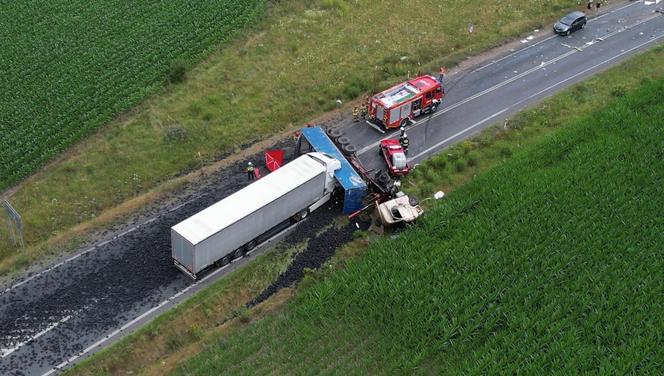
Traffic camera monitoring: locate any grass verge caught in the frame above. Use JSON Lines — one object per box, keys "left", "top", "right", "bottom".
{"left": 1, "top": 0, "right": 584, "bottom": 275}
{"left": 68, "top": 43, "right": 664, "bottom": 375}
{"left": 170, "top": 67, "right": 664, "bottom": 375}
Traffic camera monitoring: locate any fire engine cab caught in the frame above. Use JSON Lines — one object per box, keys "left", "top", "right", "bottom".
{"left": 367, "top": 75, "right": 443, "bottom": 130}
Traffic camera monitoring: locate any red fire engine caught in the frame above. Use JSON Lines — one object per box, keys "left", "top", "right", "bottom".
{"left": 367, "top": 75, "right": 444, "bottom": 130}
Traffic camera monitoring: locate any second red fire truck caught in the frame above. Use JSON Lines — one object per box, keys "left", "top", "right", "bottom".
{"left": 367, "top": 75, "right": 444, "bottom": 130}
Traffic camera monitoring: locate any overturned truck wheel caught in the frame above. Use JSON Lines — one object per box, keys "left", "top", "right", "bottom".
{"left": 326, "top": 128, "right": 343, "bottom": 139}
{"left": 337, "top": 136, "right": 351, "bottom": 145}
{"left": 342, "top": 144, "right": 357, "bottom": 154}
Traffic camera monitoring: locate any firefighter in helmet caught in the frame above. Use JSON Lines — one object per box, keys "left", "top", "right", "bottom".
{"left": 399, "top": 126, "right": 410, "bottom": 154}
{"left": 247, "top": 162, "right": 255, "bottom": 181}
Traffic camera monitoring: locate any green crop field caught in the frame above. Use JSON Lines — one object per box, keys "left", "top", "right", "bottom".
{"left": 173, "top": 79, "right": 664, "bottom": 374}
{"left": 0, "top": 0, "right": 264, "bottom": 190}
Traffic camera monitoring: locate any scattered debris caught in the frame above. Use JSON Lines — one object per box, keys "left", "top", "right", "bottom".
{"left": 248, "top": 201, "right": 368, "bottom": 307}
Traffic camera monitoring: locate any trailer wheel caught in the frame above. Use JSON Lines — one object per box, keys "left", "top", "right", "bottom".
{"left": 327, "top": 128, "right": 343, "bottom": 138}
{"left": 218, "top": 255, "right": 231, "bottom": 266}
{"left": 244, "top": 240, "right": 257, "bottom": 254}
{"left": 294, "top": 208, "right": 309, "bottom": 221}
{"left": 233, "top": 248, "right": 243, "bottom": 259}
{"left": 343, "top": 144, "right": 357, "bottom": 154}
{"left": 337, "top": 136, "right": 351, "bottom": 145}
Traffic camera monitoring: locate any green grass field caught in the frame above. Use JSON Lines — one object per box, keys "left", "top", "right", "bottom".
{"left": 0, "top": 0, "right": 265, "bottom": 190}
{"left": 170, "top": 77, "right": 664, "bottom": 374}
{"left": 0, "top": 0, "right": 582, "bottom": 275}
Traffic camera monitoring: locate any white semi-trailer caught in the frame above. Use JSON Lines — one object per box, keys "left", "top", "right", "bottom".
{"left": 171, "top": 152, "right": 341, "bottom": 278}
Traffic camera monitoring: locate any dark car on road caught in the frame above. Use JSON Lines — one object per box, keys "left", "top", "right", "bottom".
{"left": 554, "top": 11, "right": 587, "bottom": 36}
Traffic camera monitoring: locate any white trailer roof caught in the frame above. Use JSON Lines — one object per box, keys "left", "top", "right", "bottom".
{"left": 172, "top": 154, "right": 327, "bottom": 245}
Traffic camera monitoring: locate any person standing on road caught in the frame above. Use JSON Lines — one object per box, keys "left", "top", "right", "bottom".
{"left": 247, "top": 162, "right": 255, "bottom": 181}
{"left": 438, "top": 66, "right": 447, "bottom": 83}
{"left": 399, "top": 129, "right": 410, "bottom": 154}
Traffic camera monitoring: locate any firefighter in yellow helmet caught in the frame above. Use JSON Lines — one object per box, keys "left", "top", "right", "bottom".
{"left": 247, "top": 162, "right": 255, "bottom": 181}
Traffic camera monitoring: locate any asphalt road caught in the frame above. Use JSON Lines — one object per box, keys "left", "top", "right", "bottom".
{"left": 349, "top": 1, "right": 664, "bottom": 171}
{"left": 1, "top": 1, "right": 662, "bottom": 375}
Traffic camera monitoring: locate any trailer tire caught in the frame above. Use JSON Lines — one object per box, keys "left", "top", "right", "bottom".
{"left": 218, "top": 255, "right": 231, "bottom": 266}
{"left": 245, "top": 240, "right": 257, "bottom": 253}
{"left": 327, "top": 128, "right": 343, "bottom": 138}
{"left": 233, "top": 248, "right": 243, "bottom": 259}
{"left": 294, "top": 208, "right": 309, "bottom": 221}
{"left": 337, "top": 136, "right": 351, "bottom": 145}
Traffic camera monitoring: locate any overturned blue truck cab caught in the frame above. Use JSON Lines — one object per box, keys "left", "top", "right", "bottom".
{"left": 296, "top": 126, "right": 368, "bottom": 215}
